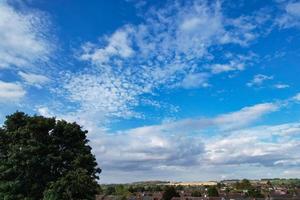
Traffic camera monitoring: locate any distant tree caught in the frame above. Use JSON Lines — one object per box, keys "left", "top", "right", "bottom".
{"left": 175, "top": 185, "right": 184, "bottom": 191}
{"left": 162, "top": 186, "right": 180, "bottom": 200}
{"left": 154, "top": 185, "right": 163, "bottom": 191}
{"left": 148, "top": 185, "right": 163, "bottom": 192}
{"left": 115, "top": 184, "right": 130, "bottom": 197}
{"left": 128, "top": 186, "right": 135, "bottom": 193}
{"left": 266, "top": 180, "right": 272, "bottom": 186}
{"left": 207, "top": 186, "right": 219, "bottom": 197}
{"left": 105, "top": 186, "right": 116, "bottom": 195}
{"left": 0, "top": 112, "right": 101, "bottom": 200}
{"left": 97, "top": 185, "right": 104, "bottom": 194}
{"left": 135, "top": 186, "right": 146, "bottom": 192}
{"left": 246, "top": 188, "right": 264, "bottom": 198}
{"left": 236, "top": 179, "right": 252, "bottom": 190}
{"left": 191, "top": 190, "right": 202, "bottom": 197}
{"left": 217, "top": 182, "right": 225, "bottom": 188}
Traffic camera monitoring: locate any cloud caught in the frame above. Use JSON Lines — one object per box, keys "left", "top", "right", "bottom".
{"left": 92, "top": 131, "right": 204, "bottom": 172}
{"left": 211, "top": 64, "right": 242, "bottom": 74}
{"left": 81, "top": 27, "right": 134, "bottom": 66}
{"left": 277, "top": 1, "right": 300, "bottom": 28}
{"left": 211, "top": 61, "right": 244, "bottom": 74}
{"left": 62, "top": 72, "right": 142, "bottom": 120}
{"left": 89, "top": 102, "right": 279, "bottom": 170}
{"left": 0, "top": 80, "right": 26, "bottom": 102}
{"left": 36, "top": 91, "right": 300, "bottom": 183}
{"left": 210, "top": 53, "right": 257, "bottom": 74}
{"left": 247, "top": 74, "right": 273, "bottom": 87}
{"left": 0, "top": 1, "right": 51, "bottom": 69}
{"left": 274, "top": 83, "right": 290, "bottom": 89}
{"left": 36, "top": 106, "right": 53, "bottom": 118}
{"left": 293, "top": 93, "right": 300, "bottom": 101}
{"left": 180, "top": 73, "right": 210, "bottom": 89}
{"left": 62, "top": 0, "right": 265, "bottom": 120}
{"left": 18, "top": 71, "right": 49, "bottom": 88}
{"left": 205, "top": 123, "right": 300, "bottom": 167}
{"left": 214, "top": 103, "right": 279, "bottom": 130}
{"left": 91, "top": 110, "right": 299, "bottom": 183}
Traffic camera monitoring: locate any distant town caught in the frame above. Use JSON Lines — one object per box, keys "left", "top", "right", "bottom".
{"left": 96, "top": 179, "right": 300, "bottom": 200}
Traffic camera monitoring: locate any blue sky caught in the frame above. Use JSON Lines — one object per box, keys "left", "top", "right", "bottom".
{"left": 1, "top": 0, "right": 300, "bottom": 183}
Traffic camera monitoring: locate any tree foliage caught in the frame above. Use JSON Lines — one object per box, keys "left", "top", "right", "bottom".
{"left": 235, "top": 179, "right": 252, "bottom": 190}
{"left": 207, "top": 186, "right": 219, "bottom": 197}
{"left": 191, "top": 190, "right": 202, "bottom": 197}
{"left": 0, "top": 112, "right": 101, "bottom": 200}
{"left": 246, "top": 188, "right": 264, "bottom": 198}
{"left": 162, "top": 186, "right": 180, "bottom": 200}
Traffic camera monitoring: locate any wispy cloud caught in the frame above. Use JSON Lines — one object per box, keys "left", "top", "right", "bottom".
{"left": 18, "top": 71, "right": 50, "bottom": 88}
{"left": 0, "top": 80, "right": 26, "bottom": 102}
{"left": 247, "top": 74, "right": 273, "bottom": 87}
{"left": 277, "top": 1, "right": 300, "bottom": 28}
{"left": 274, "top": 83, "right": 290, "bottom": 89}
{"left": 180, "top": 73, "right": 210, "bottom": 89}
{"left": 61, "top": 0, "right": 267, "bottom": 120}
{"left": 213, "top": 103, "right": 278, "bottom": 130}
{"left": 206, "top": 123, "right": 300, "bottom": 167}
{"left": 0, "top": 1, "right": 52, "bottom": 69}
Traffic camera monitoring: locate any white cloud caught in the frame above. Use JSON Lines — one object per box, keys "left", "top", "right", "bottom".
{"left": 214, "top": 103, "right": 278, "bottom": 130}
{"left": 286, "top": 2, "right": 300, "bottom": 18}
{"left": 277, "top": 1, "right": 300, "bottom": 28}
{"left": 0, "top": 80, "right": 26, "bottom": 102}
{"left": 18, "top": 71, "right": 49, "bottom": 88}
{"left": 90, "top": 102, "right": 280, "bottom": 172}
{"left": 63, "top": 0, "right": 265, "bottom": 120}
{"left": 39, "top": 91, "right": 300, "bottom": 183}
{"left": 0, "top": 1, "right": 51, "bottom": 69}
{"left": 37, "top": 106, "right": 53, "bottom": 118}
{"left": 274, "top": 83, "right": 290, "bottom": 89}
{"left": 180, "top": 73, "right": 210, "bottom": 89}
{"left": 247, "top": 74, "right": 273, "bottom": 87}
{"left": 81, "top": 27, "right": 134, "bottom": 66}
{"left": 91, "top": 113, "right": 300, "bottom": 183}
{"left": 62, "top": 72, "right": 142, "bottom": 119}
{"left": 205, "top": 123, "right": 300, "bottom": 167}
{"left": 211, "top": 62, "right": 244, "bottom": 74}
{"left": 91, "top": 130, "right": 204, "bottom": 172}
{"left": 293, "top": 93, "right": 300, "bottom": 101}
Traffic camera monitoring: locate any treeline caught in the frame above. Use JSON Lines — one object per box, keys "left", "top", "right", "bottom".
{"left": 99, "top": 184, "right": 220, "bottom": 199}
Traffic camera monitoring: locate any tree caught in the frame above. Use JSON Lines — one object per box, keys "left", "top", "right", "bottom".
{"left": 162, "top": 186, "right": 180, "bottom": 200}
{"left": 207, "top": 186, "right": 219, "bottom": 197}
{"left": 105, "top": 186, "right": 116, "bottom": 195}
{"left": 246, "top": 188, "right": 264, "bottom": 198}
{"left": 191, "top": 190, "right": 202, "bottom": 197}
{"left": 235, "top": 179, "right": 252, "bottom": 190}
{"left": 0, "top": 112, "right": 101, "bottom": 200}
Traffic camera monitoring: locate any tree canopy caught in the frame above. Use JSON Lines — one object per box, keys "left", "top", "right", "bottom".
{"left": 235, "top": 179, "right": 252, "bottom": 190}
{"left": 207, "top": 186, "right": 219, "bottom": 197}
{"left": 162, "top": 186, "right": 180, "bottom": 200}
{"left": 0, "top": 112, "right": 101, "bottom": 200}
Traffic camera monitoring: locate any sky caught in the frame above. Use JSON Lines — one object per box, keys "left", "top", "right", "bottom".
{"left": 0, "top": 0, "right": 300, "bottom": 183}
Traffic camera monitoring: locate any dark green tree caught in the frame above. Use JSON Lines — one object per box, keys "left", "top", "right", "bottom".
{"left": 191, "top": 190, "right": 202, "bottom": 197}
{"left": 162, "top": 186, "right": 180, "bottom": 200}
{"left": 246, "top": 188, "right": 264, "bottom": 198}
{"left": 0, "top": 112, "right": 101, "bottom": 200}
{"left": 105, "top": 186, "right": 116, "bottom": 195}
{"left": 207, "top": 186, "right": 219, "bottom": 197}
{"left": 235, "top": 179, "right": 252, "bottom": 190}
